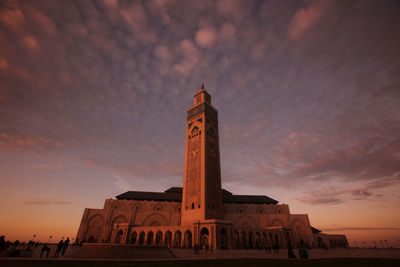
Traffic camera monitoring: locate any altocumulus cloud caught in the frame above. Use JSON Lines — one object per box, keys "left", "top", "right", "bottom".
{"left": 0, "top": 0, "right": 399, "bottom": 204}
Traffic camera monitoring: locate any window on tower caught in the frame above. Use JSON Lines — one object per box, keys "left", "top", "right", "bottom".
{"left": 191, "top": 203, "right": 194, "bottom": 209}
{"left": 190, "top": 127, "right": 199, "bottom": 139}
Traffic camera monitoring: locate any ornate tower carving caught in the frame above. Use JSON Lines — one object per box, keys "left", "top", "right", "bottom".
{"left": 181, "top": 84, "right": 223, "bottom": 225}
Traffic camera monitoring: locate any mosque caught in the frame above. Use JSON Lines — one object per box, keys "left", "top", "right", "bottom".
{"left": 75, "top": 85, "right": 348, "bottom": 250}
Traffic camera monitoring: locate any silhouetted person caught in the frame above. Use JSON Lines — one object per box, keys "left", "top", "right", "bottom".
{"left": 287, "top": 241, "right": 296, "bottom": 259}
{"left": 298, "top": 240, "right": 309, "bottom": 259}
{"left": 210, "top": 244, "right": 213, "bottom": 254}
{"left": 274, "top": 235, "right": 280, "bottom": 253}
{"left": 194, "top": 244, "right": 200, "bottom": 255}
{"left": 61, "top": 238, "right": 70, "bottom": 256}
{"left": 40, "top": 244, "right": 50, "bottom": 258}
{"left": 54, "top": 240, "right": 64, "bottom": 257}
{"left": 0, "top": 235, "right": 5, "bottom": 253}
{"left": 12, "top": 240, "right": 20, "bottom": 249}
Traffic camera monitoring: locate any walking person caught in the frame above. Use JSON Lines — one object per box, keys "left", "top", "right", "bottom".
{"left": 61, "top": 237, "right": 70, "bottom": 256}
{"left": 54, "top": 239, "right": 63, "bottom": 257}
{"left": 298, "top": 240, "right": 309, "bottom": 259}
{"left": 40, "top": 244, "right": 51, "bottom": 258}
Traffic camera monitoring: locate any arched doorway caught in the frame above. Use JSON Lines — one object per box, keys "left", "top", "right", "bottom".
{"left": 138, "top": 231, "right": 145, "bottom": 245}
{"left": 184, "top": 230, "right": 192, "bottom": 249}
{"left": 241, "top": 231, "right": 247, "bottom": 249}
{"left": 274, "top": 234, "right": 280, "bottom": 249}
{"left": 256, "top": 232, "right": 261, "bottom": 249}
{"left": 173, "top": 231, "right": 182, "bottom": 248}
{"left": 146, "top": 231, "right": 154, "bottom": 245}
{"left": 164, "top": 231, "right": 172, "bottom": 248}
{"left": 115, "top": 229, "right": 123, "bottom": 244}
{"left": 233, "top": 231, "right": 240, "bottom": 249}
{"left": 131, "top": 231, "right": 137, "bottom": 244}
{"left": 248, "top": 232, "right": 254, "bottom": 249}
{"left": 155, "top": 231, "right": 163, "bottom": 246}
{"left": 200, "top": 227, "right": 209, "bottom": 249}
{"left": 263, "top": 233, "right": 268, "bottom": 248}
{"left": 220, "top": 228, "right": 227, "bottom": 249}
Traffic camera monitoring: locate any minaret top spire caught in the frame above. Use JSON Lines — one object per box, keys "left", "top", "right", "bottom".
{"left": 194, "top": 83, "right": 211, "bottom": 105}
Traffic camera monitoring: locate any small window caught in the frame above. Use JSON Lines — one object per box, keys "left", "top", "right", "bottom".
{"left": 198, "top": 204, "right": 200, "bottom": 208}
{"left": 191, "top": 203, "right": 194, "bottom": 209}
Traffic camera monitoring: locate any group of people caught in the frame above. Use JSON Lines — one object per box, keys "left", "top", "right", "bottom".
{"left": 193, "top": 244, "right": 213, "bottom": 255}
{"left": 264, "top": 243, "right": 280, "bottom": 254}
{"left": 40, "top": 237, "right": 70, "bottom": 258}
{"left": 1, "top": 236, "right": 35, "bottom": 252}
{"left": 287, "top": 241, "right": 309, "bottom": 259}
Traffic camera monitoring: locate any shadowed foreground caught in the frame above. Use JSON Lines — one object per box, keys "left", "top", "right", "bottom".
{"left": 1, "top": 258, "right": 400, "bottom": 267}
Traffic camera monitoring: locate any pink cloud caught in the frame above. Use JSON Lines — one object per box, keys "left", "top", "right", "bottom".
{"left": 0, "top": 58, "right": 8, "bottom": 69}
{"left": 20, "top": 198, "right": 70, "bottom": 205}
{"left": 195, "top": 27, "right": 217, "bottom": 48}
{"left": 24, "top": 6, "right": 57, "bottom": 36}
{"left": 120, "top": 3, "right": 156, "bottom": 43}
{"left": 103, "top": 0, "right": 118, "bottom": 9}
{"left": 0, "top": 132, "right": 61, "bottom": 153}
{"left": 0, "top": 7, "right": 24, "bottom": 30}
{"left": 219, "top": 23, "right": 237, "bottom": 42}
{"left": 216, "top": 0, "right": 245, "bottom": 22}
{"left": 31, "top": 163, "right": 63, "bottom": 169}
{"left": 288, "top": 0, "right": 332, "bottom": 40}
{"left": 24, "top": 36, "right": 39, "bottom": 49}
{"left": 173, "top": 39, "right": 200, "bottom": 77}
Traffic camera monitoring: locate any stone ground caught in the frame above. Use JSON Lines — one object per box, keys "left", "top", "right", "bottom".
{"left": 1, "top": 247, "right": 399, "bottom": 267}
{"left": 1, "top": 258, "right": 400, "bottom": 267}
{"left": 27, "top": 244, "right": 400, "bottom": 260}
{"left": 171, "top": 247, "right": 400, "bottom": 260}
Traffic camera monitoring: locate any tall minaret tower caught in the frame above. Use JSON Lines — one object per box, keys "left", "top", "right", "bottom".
{"left": 181, "top": 84, "right": 223, "bottom": 225}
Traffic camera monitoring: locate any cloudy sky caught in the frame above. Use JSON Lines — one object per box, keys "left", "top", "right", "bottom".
{"left": 0, "top": 0, "right": 399, "bottom": 246}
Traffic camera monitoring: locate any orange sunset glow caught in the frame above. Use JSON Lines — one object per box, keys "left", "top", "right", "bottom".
{"left": 1, "top": 0, "right": 400, "bottom": 251}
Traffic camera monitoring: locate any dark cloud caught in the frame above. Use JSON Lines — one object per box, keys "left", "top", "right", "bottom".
{"left": 296, "top": 177, "right": 400, "bottom": 205}
{"left": 0, "top": 0, "right": 399, "bottom": 197}
{"left": 321, "top": 227, "right": 400, "bottom": 232}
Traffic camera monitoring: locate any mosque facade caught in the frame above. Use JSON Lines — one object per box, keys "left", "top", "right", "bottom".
{"left": 75, "top": 86, "right": 348, "bottom": 250}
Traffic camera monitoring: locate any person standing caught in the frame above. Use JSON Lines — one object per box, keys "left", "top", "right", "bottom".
{"left": 0, "top": 236, "right": 5, "bottom": 254}
{"left": 287, "top": 241, "right": 297, "bottom": 259}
